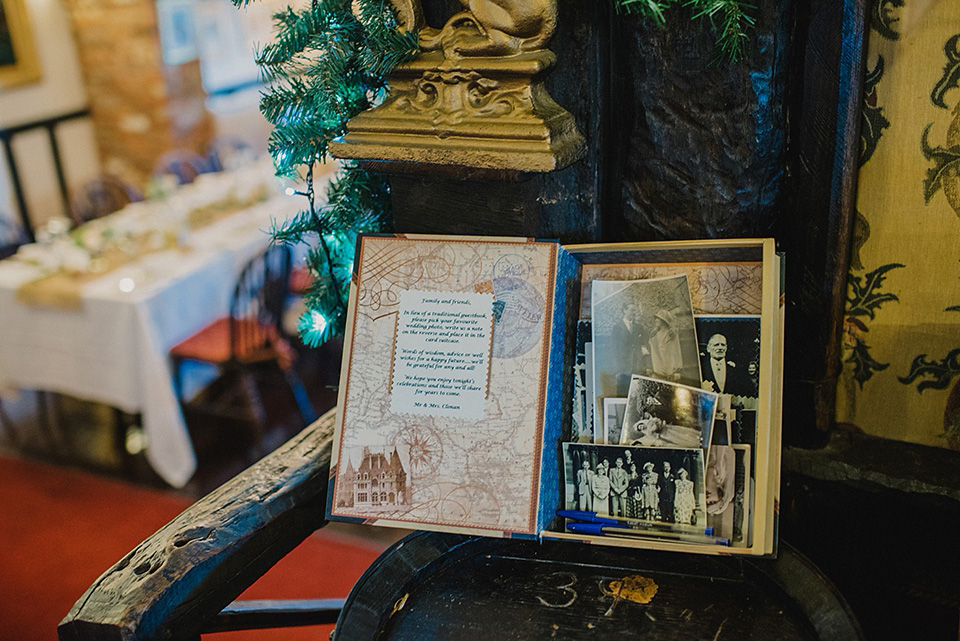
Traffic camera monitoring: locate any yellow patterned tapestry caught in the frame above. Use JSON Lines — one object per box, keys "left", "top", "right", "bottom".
{"left": 836, "top": 0, "right": 960, "bottom": 449}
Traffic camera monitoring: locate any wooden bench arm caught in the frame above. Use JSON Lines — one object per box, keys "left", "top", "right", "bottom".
{"left": 204, "top": 598, "right": 345, "bottom": 633}
{"left": 58, "top": 409, "right": 338, "bottom": 641}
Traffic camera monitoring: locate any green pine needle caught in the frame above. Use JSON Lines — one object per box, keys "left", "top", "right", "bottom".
{"left": 611, "top": 0, "right": 754, "bottom": 61}
{"left": 234, "top": 0, "right": 415, "bottom": 346}
{"left": 687, "top": 0, "right": 756, "bottom": 62}
{"left": 615, "top": 0, "right": 676, "bottom": 24}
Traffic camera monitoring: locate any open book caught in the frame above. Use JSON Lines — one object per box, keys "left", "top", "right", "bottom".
{"left": 327, "top": 234, "right": 783, "bottom": 556}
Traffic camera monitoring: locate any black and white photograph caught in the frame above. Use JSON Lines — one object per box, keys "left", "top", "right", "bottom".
{"left": 585, "top": 342, "right": 596, "bottom": 442}
{"left": 563, "top": 443, "right": 707, "bottom": 526}
{"left": 695, "top": 316, "right": 761, "bottom": 405}
{"left": 711, "top": 393, "right": 733, "bottom": 446}
{"left": 591, "top": 275, "right": 702, "bottom": 420}
{"left": 705, "top": 444, "right": 752, "bottom": 546}
{"left": 571, "top": 320, "right": 592, "bottom": 442}
{"left": 732, "top": 444, "right": 752, "bottom": 546}
{"left": 619, "top": 375, "right": 718, "bottom": 449}
{"left": 602, "top": 397, "right": 626, "bottom": 445}
{"left": 733, "top": 409, "right": 757, "bottom": 477}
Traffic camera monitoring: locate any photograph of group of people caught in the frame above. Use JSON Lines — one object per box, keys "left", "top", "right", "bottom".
{"left": 564, "top": 273, "right": 763, "bottom": 544}
{"left": 563, "top": 443, "right": 707, "bottom": 526}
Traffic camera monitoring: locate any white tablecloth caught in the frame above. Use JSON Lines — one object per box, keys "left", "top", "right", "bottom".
{"left": 0, "top": 194, "right": 302, "bottom": 487}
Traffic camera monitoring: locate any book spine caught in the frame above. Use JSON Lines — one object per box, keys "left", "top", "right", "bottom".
{"left": 537, "top": 246, "right": 582, "bottom": 532}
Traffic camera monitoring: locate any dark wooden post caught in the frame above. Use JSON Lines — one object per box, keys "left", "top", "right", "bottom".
{"left": 389, "top": 0, "right": 866, "bottom": 445}
{"left": 777, "top": 0, "right": 868, "bottom": 443}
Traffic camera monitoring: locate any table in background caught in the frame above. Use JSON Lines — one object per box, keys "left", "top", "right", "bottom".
{"left": 0, "top": 191, "right": 305, "bottom": 488}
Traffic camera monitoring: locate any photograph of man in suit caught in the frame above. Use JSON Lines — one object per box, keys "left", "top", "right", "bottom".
{"left": 609, "top": 301, "right": 652, "bottom": 393}
{"left": 701, "top": 333, "right": 754, "bottom": 398}
{"left": 658, "top": 460, "right": 677, "bottom": 523}
{"left": 609, "top": 457, "right": 629, "bottom": 517}
{"left": 576, "top": 458, "right": 593, "bottom": 511}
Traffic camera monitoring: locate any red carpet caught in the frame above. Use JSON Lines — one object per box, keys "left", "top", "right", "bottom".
{"left": 0, "top": 455, "right": 386, "bottom": 641}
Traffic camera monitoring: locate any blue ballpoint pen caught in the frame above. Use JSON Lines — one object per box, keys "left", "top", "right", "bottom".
{"left": 556, "top": 509, "right": 716, "bottom": 537}
{"left": 566, "top": 521, "right": 731, "bottom": 546}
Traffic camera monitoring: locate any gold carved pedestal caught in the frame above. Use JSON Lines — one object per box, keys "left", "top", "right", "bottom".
{"left": 331, "top": 50, "right": 585, "bottom": 173}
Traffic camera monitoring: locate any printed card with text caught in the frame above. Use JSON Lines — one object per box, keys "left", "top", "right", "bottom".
{"left": 328, "top": 235, "right": 572, "bottom": 536}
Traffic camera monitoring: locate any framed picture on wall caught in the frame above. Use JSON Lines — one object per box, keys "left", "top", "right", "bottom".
{"left": 0, "top": 0, "right": 41, "bottom": 90}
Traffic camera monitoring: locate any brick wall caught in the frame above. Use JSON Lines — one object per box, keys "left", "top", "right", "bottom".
{"left": 61, "top": 0, "right": 213, "bottom": 188}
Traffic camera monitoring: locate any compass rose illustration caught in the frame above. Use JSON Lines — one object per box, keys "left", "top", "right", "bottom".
{"left": 392, "top": 423, "right": 443, "bottom": 477}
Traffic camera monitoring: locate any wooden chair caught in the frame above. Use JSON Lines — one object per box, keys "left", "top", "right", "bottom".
{"left": 68, "top": 175, "right": 143, "bottom": 227}
{"left": 0, "top": 213, "right": 29, "bottom": 260}
{"left": 56, "top": 1, "right": 883, "bottom": 637}
{"left": 289, "top": 265, "right": 313, "bottom": 296}
{"left": 169, "top": 244, "right": 317, "bottom": 459}
{"left": 0, "top": 398, "right": 18, "bottom": 446}
{"left": 58, "top": 410, "right": 863, "bottom": 640}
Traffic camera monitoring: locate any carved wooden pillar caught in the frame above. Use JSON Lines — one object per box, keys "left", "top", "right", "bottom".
{"left": 601, "top": 0, "right": 868, "bottom": 444}
{"left": 778, "top": 0, "right": 868, "bottom": 444}
{"left": 335, "top": 0, "right": 867, "bottom": 444}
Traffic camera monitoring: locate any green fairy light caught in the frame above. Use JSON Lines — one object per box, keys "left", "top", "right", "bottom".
{"left": 299, "top": 309, "right": 330, "bottom": 347}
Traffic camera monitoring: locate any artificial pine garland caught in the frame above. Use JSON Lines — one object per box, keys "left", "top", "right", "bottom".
{"left": 231, "top": 0, "right": 752, "bottom": 348}
{"left": 231, "top": 0, "right": 417, "bottom": 347}
{"left": 612, "top": 0, "right": 756, "bottom": 61}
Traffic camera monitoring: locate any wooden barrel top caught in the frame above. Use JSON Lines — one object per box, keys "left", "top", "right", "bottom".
{"left": 333, "top": 531, "right": 863, "bottom": 640}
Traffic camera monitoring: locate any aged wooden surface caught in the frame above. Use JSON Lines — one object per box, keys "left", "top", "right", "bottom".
{"left": 612, "top": 2, "right": 790, "bottom": 240}
{"left": 394, "top": 0, "right": 866, "bottom": 444}
{"left": 785, "top": 430, "right": 960, "bottom": 499}
{"left": 204, "top": 598, "right": 344, "bottom": 633}
{"left": 333, "top": 531, "right": 862, "bottom": 640}
{"left": 57, "top": 410, "right": 337, "bottom": 641}
{"left": 58, "top": 3, "right": 895, "bottom": 638}
{"left": 777, "top": 0, "right": 868, "bottom": 441}
{"left": 782, "top": 432, "right": 960, "bottom": 640}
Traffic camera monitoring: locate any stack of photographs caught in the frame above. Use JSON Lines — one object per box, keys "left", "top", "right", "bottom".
{"left": 326, "top": 234, "right": 782, "bottom": 557}
{"left": 562, "top": 248, "right": 779, "bottom": 553}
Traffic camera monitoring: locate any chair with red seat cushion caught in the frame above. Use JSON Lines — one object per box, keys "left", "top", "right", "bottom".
{"left": 289, "top": 266, "right": 313, "bottom": 296}
{"left": 169, "top": 244, "right": 316, "bottom": 460}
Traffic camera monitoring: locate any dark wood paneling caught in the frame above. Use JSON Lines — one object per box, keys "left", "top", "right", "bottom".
{"left": 778, "top": 0, "right": 868, "bottom": 442}
{"left": 613, "top": 2, "right": 791, "bottom": 241}
{"left": 396, "top": 0, "right": 865, "bottom": 444}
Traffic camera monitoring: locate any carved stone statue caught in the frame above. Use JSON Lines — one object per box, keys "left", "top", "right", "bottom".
{"left": 331, "top": 0, "right": 584, "bottom": 173}
{"left": 394, "top": 0, "right": 557, "bottom": 58}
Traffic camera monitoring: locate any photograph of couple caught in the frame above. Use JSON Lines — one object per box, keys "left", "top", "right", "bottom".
{"left": 591, "top": 274, "right": 702, "bottom": 405}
